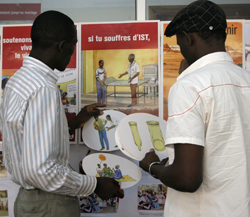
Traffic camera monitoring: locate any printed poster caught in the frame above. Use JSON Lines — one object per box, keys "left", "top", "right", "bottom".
{"left": 1, "top": 24, "right": 79, "bottom": 143}
{"left": 245, "top": 20, "right": 250, "bottom": 72}
{"left": 138, "top": 184, "right": 167, "bottom": 213}
{"left": 0, "top": 152, "right": 7, "bottom": 178}
{"left": 161, "top": 20, "right": 244, "bottom": 120}
{"left": 0, "top": 190, "right": 8, "bottom": 217}
{"left": 0, "top": 27, "right": 2, "bottom": 148}
{"left": 80, "top": 21, "right": 160, "bottom": 118}
{"left": 226, "top": 20, "right": 244, "bottom": 68}
{"left": 0, "top": 151, "right": 20, "bottom": 217}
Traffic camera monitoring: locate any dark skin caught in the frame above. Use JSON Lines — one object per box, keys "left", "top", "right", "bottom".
{"left": 140, "top": 31, "right": 226, "bottom": 193}
{"left": 140, "top": 146, "right": 203, "bottom": 192}
{"left": 30, "top": 24, "right": 124, "bottom": 200}
{"left": 118, "top": 54, "right": 139, "bottom": 83}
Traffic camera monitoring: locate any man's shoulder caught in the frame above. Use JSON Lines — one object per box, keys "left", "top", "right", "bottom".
{"left": 7, "top": 66, "right": 57, "bottom": 99}
{"left": 96, "top": 68, "right": 105, "bottom": 72}
{"left": 134, "top": 61, "right": 140, "bottom": 66}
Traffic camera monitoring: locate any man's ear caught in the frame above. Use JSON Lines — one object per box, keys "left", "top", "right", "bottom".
{"left": 182, "top": 31, "right": 193, "bottom": 46}
{"left": 58, "top": 40, "right": 66, "bottom": 53}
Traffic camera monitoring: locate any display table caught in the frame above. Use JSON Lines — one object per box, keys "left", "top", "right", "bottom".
{"left": 105, "top": 77, "right": 150, "bottom": 104}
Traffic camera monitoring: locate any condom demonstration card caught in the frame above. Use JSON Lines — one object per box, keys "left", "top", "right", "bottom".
{"left": 115, "top": 113, "right": 168, "bottom": 161}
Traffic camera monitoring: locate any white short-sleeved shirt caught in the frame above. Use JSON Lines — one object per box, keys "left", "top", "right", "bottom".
{"left": 127, "top": 61, "right": 140, "bottom": 84}
{"left": 95, "top": 68, "right": 106, "bottom": 81}
{"left": 106, "top": 118, "right": 118, "bottom": 130}
{"left": 164, "top": 52, "right": 250, "bottom": 217}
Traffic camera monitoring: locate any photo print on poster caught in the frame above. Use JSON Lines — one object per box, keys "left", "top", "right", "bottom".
{"left": 0, "top": 190, "right": 8, "bottom": 217}
{"left": 245, "top": 21, "right": 250, "bottom": 72}
{"left": 0, "top": 152, "right": 7, "bottom": 178}
{"left": 79, "top": 192, "right": 118, "bottom": 214}
{"left": 161, "top": 20, "right": 244, "bottom": 121}
{"left": 138, "top": 184, "right": 167, "bottom": 212}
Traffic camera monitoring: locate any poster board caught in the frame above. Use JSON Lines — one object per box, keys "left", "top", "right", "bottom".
{"left": 245, "top": 20, "right": 250, "bottom": 72}
{"left": 0, "top": 19, "right": 247, "bottom": 217}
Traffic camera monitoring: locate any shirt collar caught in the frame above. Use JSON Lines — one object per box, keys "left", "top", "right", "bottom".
{"left": 177, "top": 52, "right": 234, "bottom": 81}
{"left": 130, "top": 61, "right": 135, "bottom": 66}
{"left": 23, "top": 56, "right": 60, "bottom": 84}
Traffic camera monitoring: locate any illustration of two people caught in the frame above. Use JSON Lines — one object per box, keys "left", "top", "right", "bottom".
{"left": 93, "top": 115, "right": 118, "bottom": 151}
{"left": 96, "top": 54, "right": 140, "bottom": 107}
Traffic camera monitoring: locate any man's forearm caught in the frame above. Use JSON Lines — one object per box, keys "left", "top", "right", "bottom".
{"left": 131, "top": 72, "right": 139, "bottom": 80}
{"left": 150, "top": 159, "right": 202, "bottom": 193}
{"left": 150, "top": 163, "right": 187, "bottom": 191}
{"left": 68, "top": 118, "right": 78, "bottom": 132}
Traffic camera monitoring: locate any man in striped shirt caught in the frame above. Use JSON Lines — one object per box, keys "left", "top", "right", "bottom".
{"left": 0, "top": 11, "right": 123, "bottom": 217}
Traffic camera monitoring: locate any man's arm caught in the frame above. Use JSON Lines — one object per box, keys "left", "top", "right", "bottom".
{"left": 106, "top": 125, "right": 115, "bottom": 131}
{"left": 94, "top": 177, "right": 124, "bottom": 200}
{"left": 23, "top": 88, "right": 98, "bottom": 196}
{"left": 140, "top": 144, "right": 203, "bottom": 192}
{"left": 96, "top": 77, "right": 104, "bottom": 85}
{"left": 129, "top": 72, "right": 139, "bottom": 83}
{"left": 118, "top": 71, "right": 128, "bottom": 78}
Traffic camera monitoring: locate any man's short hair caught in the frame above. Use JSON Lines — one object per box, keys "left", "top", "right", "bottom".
{"left": 2, "top": 78, "right": 9, "bottom": 90}
{"left": 164, "top": 0, "right": 227, "bottom": 37}
{"left": 31, "top": 10, "right": 75, "bottom": 49}
{"left": 130, "top": 54, "right": 135, "bottom": 60}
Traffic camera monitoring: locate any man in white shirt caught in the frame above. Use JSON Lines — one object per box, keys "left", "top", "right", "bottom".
{"left": 140, "top": 1, "right": 250, "bottom": 216}
{"left": 118, "top": 54, "right": 140, "bottom": 107}
{"left": 105, "top": 114, "right": 118, "bottom": 131}
{"left": 1, "top": 11, "right": 123, "bottom": 217}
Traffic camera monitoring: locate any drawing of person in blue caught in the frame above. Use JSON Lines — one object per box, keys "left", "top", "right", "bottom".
{"left": 112, "top": 165, "right": 123, "bottom": 179}
{"left": 150, "top": 192, "right": 160, "bottom": 209}
{"left": 89, "top": 194, "right": 101, "bottom": 212}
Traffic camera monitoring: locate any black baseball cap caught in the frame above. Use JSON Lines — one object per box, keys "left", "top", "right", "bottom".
{"left": 164, "top": 0, "right": 227, "bottom": 37}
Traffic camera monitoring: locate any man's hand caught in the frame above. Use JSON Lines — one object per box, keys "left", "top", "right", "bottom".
{"left": 139, "top": 148, "right": 161, "bottom": 172}
{"left": 94, "top": 177, "right": 124, "bottom": 200}
{"left": 118, "top": 74, "right": 123, "bottom": 79}
{"left": 128, "top": 78, "right": 133, "bottom": 83}
{"left": 68, "top": 103, "right": 106, "bottom": 131}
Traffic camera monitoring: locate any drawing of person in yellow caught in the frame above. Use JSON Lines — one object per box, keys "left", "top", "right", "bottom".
{"left": 93, "top": 116, "right": 109, "bottom": 150}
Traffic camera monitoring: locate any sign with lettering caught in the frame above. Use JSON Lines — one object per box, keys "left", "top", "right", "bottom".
{"left": 225, "top": 21, "right": 244, "bottom": 68}
{"left": 2, "top": 25, "right": 76, "bottom": 74}
{"left": 1, "top": 24, "right": 79, "bottom": 143}
{"left": 0, "top": 4, "right": 40, "bottom": 22}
